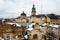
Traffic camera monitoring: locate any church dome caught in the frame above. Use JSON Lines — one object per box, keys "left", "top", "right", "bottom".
{"left": 21, "top": 11, "right": 26, "bottom": 16}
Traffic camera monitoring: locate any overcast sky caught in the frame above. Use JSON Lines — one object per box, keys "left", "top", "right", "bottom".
{"left": 0, "top": 0, "right": 60, "bottom": 18}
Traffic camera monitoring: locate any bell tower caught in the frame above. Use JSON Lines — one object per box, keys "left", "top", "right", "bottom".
{"left": 31, "top": 4, "right": 36, "bottom": 16}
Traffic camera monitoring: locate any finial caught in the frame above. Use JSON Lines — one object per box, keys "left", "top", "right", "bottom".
{"left": 23, "top": 11, "right": 24, "bottom": 13}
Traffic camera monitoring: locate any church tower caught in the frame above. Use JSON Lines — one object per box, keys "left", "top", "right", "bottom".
{"left": 31, "top": 4, "right": 36, "bottom": 16}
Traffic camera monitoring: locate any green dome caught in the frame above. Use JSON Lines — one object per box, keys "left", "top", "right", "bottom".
{"left": 32, "top": 4, "right": 36, "bottom": 10}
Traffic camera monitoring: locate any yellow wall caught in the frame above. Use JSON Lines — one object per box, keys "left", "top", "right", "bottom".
{"left": 3, "top": 33, "right": 14, "bottom": 40}
{"left": 47, "top": 16, "right": 60, "bottom": 24}
{"left": 28, "top": 29, "right": 44, "bottom": 40}
{"left": 29, "top": 16, "right": 46, "bottom": 25}
{"left": 16, "top": 16, "right": 27, "bottom": 23}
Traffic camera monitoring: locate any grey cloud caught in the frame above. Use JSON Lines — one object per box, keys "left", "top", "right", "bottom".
{"left": 0, "top": 0, "right": 60, "bottom": 18}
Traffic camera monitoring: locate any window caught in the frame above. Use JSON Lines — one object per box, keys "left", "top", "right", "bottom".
{"left": 6, "top": 34, "right": 10, "bottom": 40}
{"left": 53, "top": 23, "right": 55, "bottom": 24}
{"left": 32, "top": 25, "right": 34, "bottom": 28}
{"left": 53, "top": 28, "right": 58, "bottom": 35}
{"left": 59, "top": 37, "right": 60, "bottom": 40}
{"left": 33, "top": 34, "right": 38, "bottom": 39}
{"left": 42, "top": 35, "right": 46, "bottom": 40}
{"left": 32, "top": 21, "right": 34, "bottom": 23}
{"left": 18, "top": 35, "right": 21, "bottom": 38}
{"left": 48, "top": 22, "right": 50, "bottom": 24}
{"left": 56, "top": 23, "right": 59, "bottom": 25}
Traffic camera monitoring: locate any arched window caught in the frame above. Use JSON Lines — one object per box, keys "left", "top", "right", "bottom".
{"left": 33, "top": 34, "right": 38, "bottom": 39}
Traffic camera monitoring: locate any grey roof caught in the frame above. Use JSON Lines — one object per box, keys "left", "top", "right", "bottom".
{"left": 30, "top": 14, "right": 46, "bottom": 18}
{"left": 47, "top": 14, "right": 59, "bottom": 19}
{"left": 16, "top": 22, "right": 34, "bottom": 26}
{"left": 36, "top": 14, "right": 46, "bottom": 18}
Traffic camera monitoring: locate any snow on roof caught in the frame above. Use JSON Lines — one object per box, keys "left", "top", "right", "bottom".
{"left": 7, "top": 22, "right": 35, "bottom": 27}
{"left": 29, "top": 23, "right": 35, "bottom": 28}
{"left": 49, "top": 24, "right": 60, "bottom": 28}
{"left": 15, "top": 23, "right": 21, "bottom": 26}
{"left": 42, "top": 23, "right": 47, "bottom": 26}
{"left": 6, "top": 22, "right": 21, "bottom": 27}
{"left": 27, "top": 28, "right": 33, "bottom": 31}
{"left": 7, "top": 22, "right": 15, "bottom": 25}
{"left": 39, "top": 27, "right": 44, "bottom": 31}
{"left": 24, "top": 35, "right": 28, "bottom": 39}
{"left": 49, "top": 24, "right": 53, "bottom": 27}
{"left": 53, "top": 25, "right": 59, "bottom": 28}
{"left": 16, "top": 22, "right": 33, "bottom": 26}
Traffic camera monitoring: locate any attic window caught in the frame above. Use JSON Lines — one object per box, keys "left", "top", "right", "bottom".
{"left": 33, "top": 34, "right": 38, "bottom": 39}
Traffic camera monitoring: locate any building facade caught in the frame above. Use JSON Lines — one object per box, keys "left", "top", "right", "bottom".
{"left": 0, "top": 24, "right": 23, "bottom": 40}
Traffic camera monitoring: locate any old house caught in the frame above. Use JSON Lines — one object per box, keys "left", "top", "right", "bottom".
{"left": 47, "top": 24, "right": 60, "bottom": 40}
{"left": 0, "top": 23, "right": 23, "bottom": 40}
{"left": 27, "top": 23, "right": 48, "bottom": 40}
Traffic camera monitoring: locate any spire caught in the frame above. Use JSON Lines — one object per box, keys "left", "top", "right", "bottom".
{"left": 32, "top": 4, "right": 35, "bottom": 10}
{"left": 33, "top": 4, "right": 35, "bottom": 8}
{"left": 23, "top": 11, "right": 24, "bottom": 13}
